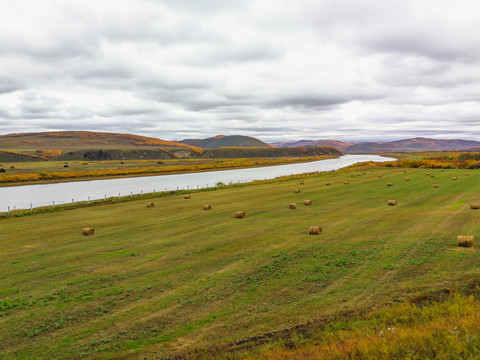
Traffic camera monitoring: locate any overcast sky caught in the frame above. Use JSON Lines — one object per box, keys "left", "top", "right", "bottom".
{"left": 0, "top": 0, "right": 479, "bottom": 142}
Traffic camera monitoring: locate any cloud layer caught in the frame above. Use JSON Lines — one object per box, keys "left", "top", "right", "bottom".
{"left": 0, "top": 0, "right": 479, "bottom": 142}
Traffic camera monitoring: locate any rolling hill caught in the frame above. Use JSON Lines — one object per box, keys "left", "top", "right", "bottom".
{"left": 0, "top": 131, "right": 191, "bottom": 151}
{"left": 179, "top": 135, "right": 273, "bottom": 148}
{"left": 272, "top": 139, "right": 354, "bottom": 151}
{"left": 274, "top": 137, "right": 480, "bottom": 153}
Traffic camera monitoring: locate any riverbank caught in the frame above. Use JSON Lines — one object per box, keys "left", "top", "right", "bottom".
{"left": 0, "top": 155, "right": 335, "bottom": 187}
{"left": 0, "top": 155, "right": 394, "bottom": 212}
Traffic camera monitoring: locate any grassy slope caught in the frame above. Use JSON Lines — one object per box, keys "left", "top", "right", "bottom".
{"left": 180, "top": 135, "right": 272, "bottom": 149}
{"left": 0, "top": 131, "right": 190, "bottom": 152}
{"left": 1, "top": 168, "right": 480, "bottom": 359}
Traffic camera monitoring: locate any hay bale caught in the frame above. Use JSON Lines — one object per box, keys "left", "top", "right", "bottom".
{"left": 289, "top": 203, "right": 296, "bottom": 209}
{"left": 304, "top": 200, "right": 312, "bottom": 205}
{"left": 440, "top": 169, "right": 444, "bottom": 172}
{"left": 234, "top": 211, "right": 245, "bottom": 218}
{"left": 350, "top": 174, "right": 354, "bottom": 177}
{"left": 0, "top": 169, "right": 5, "bottom": 173}
{"left": 203, "top": 204, "right": 212, "bottom": 210}
{"left": 403, "top": 170, "right": 407, "bottom": 173}
{"left": 378, "top": 175, "right": 382, "bottom": 178}
{"left": 82, "top": 228, "right": 95, "bottom": 236}
{"left": 184, "top": 195, "right": 191, "bottom": 199}
{"left": 433, "top": 184, "right": 439, "bottom": 188}
{"left": 308, "top": 226, "right": 322, "bottom": 235}
{"left": 344, "top": 181, "right": 349, "bottom": 185}
{"left": 388, "top": 200, "right": 397, "bottom": 206}
{"left": 294, "top": 189, "right": 300, "bottom": 193}
{"left": 387, "top": 183, "right": 393, "bottom": 187}
{"left": 426, "top": 172, "right": 430, "bottom": 175}
{"left": 405, "top": 177, "right": 410, "bottom": 181}
{"left": 430, "top": 175, "right": 435, "bottom": 178}
{"left": 299, "top": 180, "right": 304, "bottom": 185}
{"left": 466, "top": 173, "right": 470, "bottom": 176}
{"left": 363, "top": 172, "right": 367, "bottom": 175}
{"left": 146, "top": 202, "right": 155, "bottom": 208}
{"left": 63, "top": 164, "right": 69, "bottom": 168}
{"left": 325, "top": 182, "right": 331, "bottom": 186}
{"left": 470, "top": 203, "right": 480, "bottom": 210}
{"left": 10, "top": 166, "right": 15, "bottom": 169}
{"left": 457, "top": 235, "right": 474, "bottom": 248}
{"left": 452, "top": 177, "right": 457, "bottom": 180}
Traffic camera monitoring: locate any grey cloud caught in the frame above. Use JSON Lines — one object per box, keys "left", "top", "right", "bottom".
{"left": 0, "top": 0, "right": 479, "bottom": 143}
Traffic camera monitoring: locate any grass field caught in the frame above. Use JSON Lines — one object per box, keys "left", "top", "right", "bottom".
{"left": 1, "top": 167, "right": 480, "bottom": 359}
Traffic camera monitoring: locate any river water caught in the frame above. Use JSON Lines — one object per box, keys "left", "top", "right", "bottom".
{"left": 0, "top": 155, "right": 394, "bottom": 212}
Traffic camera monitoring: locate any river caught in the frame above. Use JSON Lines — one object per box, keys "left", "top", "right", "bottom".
{"left": 0, "top": 155, "right": 394, "bottom": 212}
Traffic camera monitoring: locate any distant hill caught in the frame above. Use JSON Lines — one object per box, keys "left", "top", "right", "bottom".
{"left": 0, "top": 131, "right": 191, "bottom": 151}
{"left": 274, "top": 137, "right": 480, "bottom": 153}
{"left": 0, "top": 131, "right": 341, "bottom": 161}
{"left": 345, "top": 138, "right": 480, "bottom": 153}
{"left": 179, "top": 135, "right": 272, "bottom": 149}
{"left": 0, "top": 131, "right": 201, "bottom": 161}
{"left": 272, "top": 140, "right": 354, "bottom": 151}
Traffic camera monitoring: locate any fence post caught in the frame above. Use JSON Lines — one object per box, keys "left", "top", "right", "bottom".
{"left": 53, "top": 201, "right": 55, "bottom": 209}
{"left": 104, "top": 195, "right": 107, "bottom": 201}
{"left": 8, "top": 206, "right": 10, "bottom": 215}
{"left": 30, "top": 203, "right": 33, "bottom": 211}
{"left": 88, "top": 196, "right": 91, "bottom": 204}
{"left": 72, "top": 198, "right": 75, "bottom": 206}
{"left": 118, "top": 193, "right": 120, "bottom": 199}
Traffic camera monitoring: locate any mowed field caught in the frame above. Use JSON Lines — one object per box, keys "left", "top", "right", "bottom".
{"left": 1, "top": 167, "right": 480, "bottom": 359}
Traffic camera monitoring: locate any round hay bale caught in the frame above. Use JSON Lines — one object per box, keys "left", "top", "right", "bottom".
{"left": 0, "top": 169, "right": 5, "bottom": 173}
{"left": 63, "top": 164, "right": 69, "bottom": 168}
{"left": 433, "top": 184, "right": 439, "bottom": 188}
{"left": 388, "top": 200, "right": 397, "bottom": 206}
{"left": 289, "top": 203, "right": 296, "bottom": 209}
{"left": 294, "top": 189, "right": 300, "bottom": 193}
{"left": 426, "top": 172, "right": 430, "bottom": 175}
{"left": 440, "top": 169, "right": 444, "bottom": 172}
{"left": 303, "top": 200, "right": 312, "bottom": 206}
{"left": 350, "top": 174, "right": 354, "bottom": 177}
{"left": 430, "top": 175, "right": 435, "bottom": 178}
{"left": 82, "top": 228, "right": 95, "bottom": 236}
{"left": 299, "top": 180, "right": 304, "bottom": 185}
{"left": 146, "top": 202, "right": 155, "bottom": 208}
{"left": 405, "top": 177, "right": 410, "bottom": 181}
{"left": 387, "top": 183, "right": 393, "bottom": 187}
{"left": 10, "top": 166, "right": 15, "bottom": 169}
{"left": 325, "top": 182, "right": 331, "bottom": 186}
{"left": 344, "top": 181, "right": 349, "bottom": 185}
{"left": 452, "top": 177, "right": 457, "bottom": 180}
{"left": 470, "top": 203, "right": 480, "bottom": 210}
{"left": 184, "top": 195, "right": 191, "bottom": 199}
{"left": 403, "top": 170, "right": 407, "bottom": 173}
{"left": 308, "top": 226, "right": 322, "bottom": 235}
{"left": 234, "top": 211, "right": 245, "bottom": 218}
{"left": 457, "top": 235, "right": 474, "bottom": 248}
{"left": 203, "top": 204, "right": 212, "bottom": 210}
{"left": 466, "top": 173, "right": 470, "bottom": 176}
{"left": 363, "top": 172, "right": 367, "bottom": 175}
{"left": 378, "top": 175, "right": 382, "bottom": 178}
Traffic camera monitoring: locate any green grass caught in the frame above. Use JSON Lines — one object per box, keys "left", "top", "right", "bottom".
{"left": 1, "top": 167, "right": 480, "bottom": 359}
